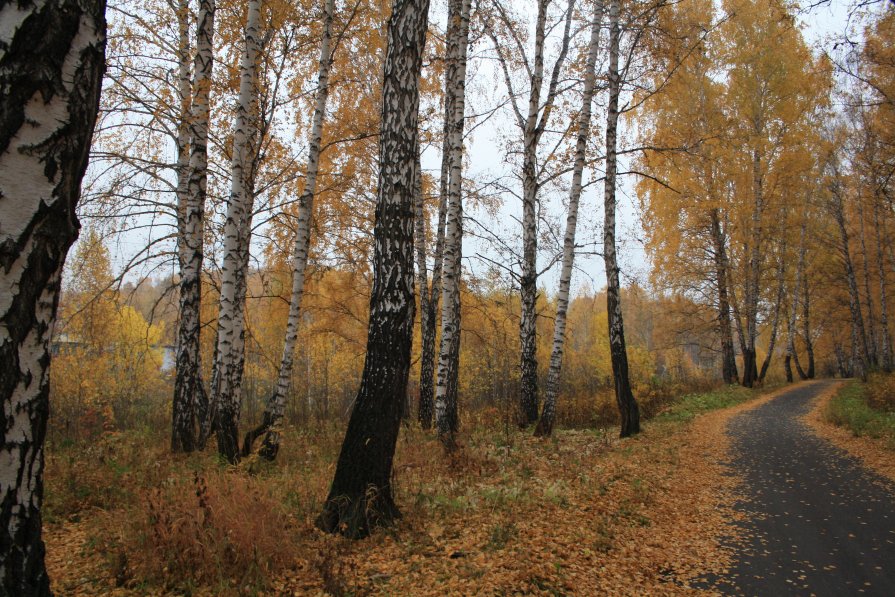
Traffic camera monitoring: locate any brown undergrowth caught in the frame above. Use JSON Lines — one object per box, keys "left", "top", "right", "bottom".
{"left": 43, "top": 384, "right": 788, "bottom": 596}
{"left": 803, "top": 380, "right": 895, "bottom": 484}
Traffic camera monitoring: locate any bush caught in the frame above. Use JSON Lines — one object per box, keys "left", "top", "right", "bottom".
{"left": 113, "top": 470, "right": 300, "bottom": 593}
{"left": 865, "top": 372, "right": 895, "bottom": 411}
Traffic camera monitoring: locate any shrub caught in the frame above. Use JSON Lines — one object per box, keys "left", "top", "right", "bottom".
{"left": 116, "top": 470, "right": 299, "bottom": 593}
{"left": 865, "top": 372, "right": 895, "bottom": 411}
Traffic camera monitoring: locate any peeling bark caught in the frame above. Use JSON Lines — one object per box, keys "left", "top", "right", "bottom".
{"left": 0, "top": 2, "right": 106, "bottom": 593}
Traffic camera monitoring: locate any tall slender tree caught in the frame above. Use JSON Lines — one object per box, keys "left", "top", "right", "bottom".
{"left": 603, "top": 0, "right": 640, "bottom": 437}
{"left": 487, "top": 0, "right": 575, "bottom": 427}
{"left": 212, "top": 0, "right": 264, "bottom": 463}
{"left": 316, "top": 0, "right": 429, "bottom": 538}
{"left": 0, "top": 2, "right": 106, "bottom": 593}
{"left": 243, "top": 0, "right": 337, "bottom": 460}
{"left": 534, "top": 0, "right": 604, "bottom": 437}
{"left": 434, "top": 0, "right": 472, "bottom": 448}
{"left": 191, "top": 0, "right": 218, "bottom": 448}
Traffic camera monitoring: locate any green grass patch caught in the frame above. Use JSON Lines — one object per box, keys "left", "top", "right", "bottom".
{"left": 655, "top": 384, "right": 758, "bottom": 423}
{"left": 826, "top": 380, "right": 895, "bottom": 448}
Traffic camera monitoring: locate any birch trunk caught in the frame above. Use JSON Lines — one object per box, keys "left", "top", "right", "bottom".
{"left": 802, "top": 268, "right": 815, "bottom": 378}
{"left": 758, "top": 246, "right": 787, "bottom": 383}
{"left": 243, "top": 0, "right": 335, "bottom": 460}
{"left": 417, "top": 27, "right": 453, "bottom": 431}
{"left": 742, "top": 149, "right": 764, "bottom": 388}
{"left": 831, "top": 178, "right": 870, "bottom": 378}
{"left": 873, "top": 197, "right": 892, "bottom": 371}
{"left": 434, "top": 0, "right": 472, "bottom": 448}
{"left": 517, "top": 0, "right": 574, "bottom": 427}
{"left": 710, "top": 208, "right": 739, "bottom": 384}
{"left": 858, "top": 197, "right": 878, "bottom": 367}
{"left": 213, "top": 0, "right": 262, "bottom": 463}
{"left": 191, "top": 0, "right": 216, "bottom": 448}
{"left": 534, "top": 0, "right": 604, "bottom": 437}
{"left": 0, "top": 3, "right": 105, "bottom": 593}
{"left": 785, "top": 219, "right": 808, "bottom": 382}
{"left": 603, "top": 0, "right": 640, "bottom": 438}
{"left": 172, "top": 0, "right": 200, "bottom": 453}
{"left": 316, "top": 0, "right": 429, "bottom": 539}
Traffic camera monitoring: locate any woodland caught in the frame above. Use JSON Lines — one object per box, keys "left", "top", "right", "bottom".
{"left": 1, "top": 0, "right": 895, "bottom": 594}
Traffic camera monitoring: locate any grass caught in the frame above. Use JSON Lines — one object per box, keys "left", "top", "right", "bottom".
{"left": 42, "top": 380, "right": 781, "bottom": 595}
{"left": 825, "top": 379, "right": 895, "bottom": 448}
{"left": 655, "top": 383, "right": 761, "bottom": 423}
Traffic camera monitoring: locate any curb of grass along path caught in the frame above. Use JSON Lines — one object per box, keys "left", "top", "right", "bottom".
{"left": 802, "top": 379, "right": 895, "bottom": 485}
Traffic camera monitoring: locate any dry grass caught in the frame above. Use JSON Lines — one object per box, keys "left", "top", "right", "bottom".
{"left": 42, "top": 384, "right": 781, "bottom": 595}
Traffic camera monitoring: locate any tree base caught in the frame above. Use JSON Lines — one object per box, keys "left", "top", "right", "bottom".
{"left": 315, "top": 489, "right": 401, "bottom": 539}
{"left": 533, "top": 415, "right": 554, "bottom": 437}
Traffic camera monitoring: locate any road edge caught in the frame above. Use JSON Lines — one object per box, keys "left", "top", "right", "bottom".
{"left": 802, "top": 380, "right": 895, "bottom": 485}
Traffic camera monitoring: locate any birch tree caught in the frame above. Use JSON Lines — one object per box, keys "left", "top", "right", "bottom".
{"left": 212, "top": 0, "right": 263, "bottom": 463}
{"left": 434, "top": 0, "right": 472, "bottom": 448}
{"left": 603, "top": 0, "right": 639, "bottom": 437}
{"left": 173, "top": 0, "right": 216, "bottom": 453}
{"left": 243, "top": 0, "right": 337, "bottom": 460}
{"left": 534, "top": 0, "right": 604, "bottom": 437}
{"left": 828, "top": 154, "right": 870, "bottom": 379}
{"left": 316, "top": 0, "right": 429, "bottom": 538}
{"left": 191, "top": 0, "right": 218, "bottom": 448}
{"left": 415, "top": 144, "right": 446, "bottom": 429}
{"left": 486, "top": 0, "right": 575, "bottom": 428}
{"left": 0, "top": 1, "right": 106, "bottom": 593}
{"left": 784, "top": 218, "right": 809, "bottom": 382}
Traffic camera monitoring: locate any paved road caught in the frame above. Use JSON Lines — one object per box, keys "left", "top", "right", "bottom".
{"left": 717, "top": 381, "right": 895, "bottom": 596}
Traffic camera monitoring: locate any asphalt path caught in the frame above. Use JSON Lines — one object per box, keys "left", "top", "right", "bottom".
{"left": 717, "top": 381, "right": 895, "bottom": 596}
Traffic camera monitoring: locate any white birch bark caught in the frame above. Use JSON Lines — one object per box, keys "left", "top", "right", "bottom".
{"left": 534, "top": 0, "right": 604, "bottom": 437}
{"left": 212, "top": 0, "right": 262, "bottom": 462}
{"left": 246, "top": 0, "right": 336, "bottom": 459}
{"left": 171, "top": 0, "right": 200, "bottom": 453}
{"left": 190, "top": 0, "right": 217, "bottom": 448}
{"left": 434, "top": 0, "right": 472, "bottom": 447}
{"left": 489, "top": 0, "right": 574, "bottom": 427}
{"left": 0, "top": 2, "right": 105, "bottom": 592}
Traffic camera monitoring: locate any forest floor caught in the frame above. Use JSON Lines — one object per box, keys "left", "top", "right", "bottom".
{"left": 43, "top": 381, "right": 852, "bottom": 596}
{"left": 715, "top": 380, "right": 895, "bottom": 595}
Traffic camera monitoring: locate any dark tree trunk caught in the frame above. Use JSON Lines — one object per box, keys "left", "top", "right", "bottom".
{"left": 316, "top": 0, "right": 429, "bottom": 539}
{"left": 710, "top": 209, "right": 739, "bottom": 384}
{"left": 0, "top": 2, "right": 106, "bottom": 594}
{"left": 758, "top": 247, "right": 787, "bottom": 384}
{"left": 742, "top": 349, "right": 757, "bottom": 388}
{"left": 803, "top": 273, "right": 815, "bottom": 378}
{"left": 603, "top": 0, "right": 639, "bottom": 438}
